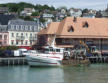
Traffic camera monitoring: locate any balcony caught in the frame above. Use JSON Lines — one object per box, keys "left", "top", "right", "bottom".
{"left": 29, "top": 37, "right": 37, "bottom": 40}
{"left": 16, "top": 36, "right": 25, "bottom": 40}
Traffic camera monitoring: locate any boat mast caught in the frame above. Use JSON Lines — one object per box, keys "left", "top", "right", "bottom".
{"left": 51, "top": 34, "right": 56, "bottom": 47}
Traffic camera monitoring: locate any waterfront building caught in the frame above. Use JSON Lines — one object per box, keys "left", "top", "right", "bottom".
{"left": 7, "top": 19, "right": 38, "bottom": 49}
{"left": 0, "top": 25, "right": 9, "bottom": 46}
{"left": 0, "top": 14, "right": 16, "bottom": 46}
{"left": 37, "top": 17, "right": 108, "bottom": 53}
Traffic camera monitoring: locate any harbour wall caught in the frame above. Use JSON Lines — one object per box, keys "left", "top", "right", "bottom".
{"left": 0, "top": 57, "right": 27, "bottom": 66}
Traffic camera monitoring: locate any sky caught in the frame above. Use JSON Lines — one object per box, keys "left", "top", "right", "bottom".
{"left": 0, "top": 0, "right": 108, "bottom": 10}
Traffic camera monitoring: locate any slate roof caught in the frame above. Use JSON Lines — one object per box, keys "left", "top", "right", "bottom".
{"left": 9, "top": 19, "right": 37, "bottom": 25}
{"left": 0, "top": 14, "right": 16, "bottom": 25}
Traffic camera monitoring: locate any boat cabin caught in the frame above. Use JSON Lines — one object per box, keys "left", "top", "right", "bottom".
{"left": 44, "top": 46, "right": 64, "bottom": 54}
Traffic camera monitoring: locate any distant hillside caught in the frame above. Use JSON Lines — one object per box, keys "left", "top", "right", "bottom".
{"left": 0, "top": 2, "right": 55, "bottom": 12}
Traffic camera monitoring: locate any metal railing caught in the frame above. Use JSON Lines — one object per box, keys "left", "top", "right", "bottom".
{"left": 16, "top": 36, "right": 25, "bottom": 40}
{"left": 29, "top": 37, "right": 37, "bottom": 40}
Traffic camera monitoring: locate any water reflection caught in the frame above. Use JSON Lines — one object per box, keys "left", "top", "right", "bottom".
{"left": 0, "top": 64, "right": 108, "bottom": 83}
{"left": 63, "top": 64, "right": 108, "bottom": 83}
{"left": 0, "top": 66, "right": 64, "bottom": 83}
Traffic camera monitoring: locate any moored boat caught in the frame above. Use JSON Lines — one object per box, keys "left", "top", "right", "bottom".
{"left": 26, "top": 46, "right": 64, "bottom": 66}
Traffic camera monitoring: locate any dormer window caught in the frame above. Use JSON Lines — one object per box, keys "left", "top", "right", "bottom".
{"left": 83, "top": 21, "right": 89, "bottom": 28}
{"left": 73, "top": 17, "right": 77, "bottom": 22}
{"left": 68, "top": 26, "right": 74, "bottom": 32}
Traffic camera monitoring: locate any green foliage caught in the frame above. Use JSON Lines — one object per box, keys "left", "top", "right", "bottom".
{"left": 35, "top": 4, "right": 55, "bottom": 12}
{"left": 24, "top": 16, "right": 33, "bottom": 21}
{"left": 6, "top": 3, "right": 19, "bottom": 12}
{"left": 31, "top": 12, "right": 40, "bottom": 16}
{"left": 39, "top": 18, "right": 46, "bottom": 23}
{"left": 82, "top": 9, "right": 89, "bottom": 14}
{"left": 0, "top": 46, "right": 19, "bottom": 51}
{"left": 19, "top": 16, "right": 24, "bottom": 19}
{"left": 0, "top": 2, "right": 55, "bottom": 13}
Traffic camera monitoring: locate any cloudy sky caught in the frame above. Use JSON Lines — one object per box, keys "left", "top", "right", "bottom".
{"left": 0, "top": 0, "right": 108, "bottom": 10}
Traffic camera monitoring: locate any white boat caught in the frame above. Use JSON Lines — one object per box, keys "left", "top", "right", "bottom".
{"left": 26, "top": 46, "right": 64, "bottom": 66}
{"left": 25, "top": 35, "right": 64, "bottom": 67}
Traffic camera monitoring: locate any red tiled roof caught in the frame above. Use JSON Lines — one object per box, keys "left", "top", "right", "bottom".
{"left": 38, "top": 17, "right": 108, "bottom": 38}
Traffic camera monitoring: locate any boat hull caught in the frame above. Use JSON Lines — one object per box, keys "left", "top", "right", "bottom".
{"left": 26, "top": 55, "right": 63, "bottom": 67}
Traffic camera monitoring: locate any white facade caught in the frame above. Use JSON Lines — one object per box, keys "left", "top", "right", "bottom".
{"left": 7, "top": 19, "right": 38, "bottom": 48}
{"left": 8, "top": 31, "right": 37, "bottom": 46}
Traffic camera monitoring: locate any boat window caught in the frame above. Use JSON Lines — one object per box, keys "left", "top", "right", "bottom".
{"left": 56, "top": 49, "right": 60, "bottom": 52}
{"left": 53, "top": 49, "right": 56, "bottom": 52}
{"left": 50, "top": 49, "right": 53, "bottom": 52}
{"left": 45, "top": 49, "right": 49, "bottom": 51}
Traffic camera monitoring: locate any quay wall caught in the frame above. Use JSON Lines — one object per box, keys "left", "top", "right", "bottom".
{"left": 0, "top": 57, "right": 27, "bottom": 66}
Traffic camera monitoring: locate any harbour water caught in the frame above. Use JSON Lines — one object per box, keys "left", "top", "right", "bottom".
{"left": 0, "top": 64, "right": 108, "bottom": 83}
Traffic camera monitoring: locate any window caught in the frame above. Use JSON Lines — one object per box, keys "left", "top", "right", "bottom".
{"left": 22, "top": 25, "right": 24, "bottom": 30}
{"left": 16, "top": 41, "right": 19, "bottom": 45}
{"left": 24, "top": 26, "right": 26, "bottom": 30}
{"left": 30, "top": 26, "right": 33, "bottom": 31}
{"left": 35, "top": 34, "right": 37, "bottom": 38}
{"left": 45, "top": 49, "right": 49, "bottom": 51}
{"left": 30, "top": 33, "right": 32, "bottom": 37}
{"left": 0, "top": 35, "right": 2, "bottom": 39}
{"left": 21, "top": 41, "right": 23, "bottom": 45}
{"left": 16, "top": 33, "right": 18, "bottom": 36}
{"left": 4, "top": 35, "right": 7, "bottom": 39}
{"left": 73, "top": 17, "right": 77, "bottom": 22}
{"left": 16, "top": 25, "right": 19, "bottom": 30}
{"left": 11, "top": 25, "right": 14, "bottom": 30}
{"left": 14, "top": 25, "right": 16, "bottom": 30}
{"left": 0, "top": 42, "right": 2, "bottom": 45}
{"left": 11, "top": 33, "right": 14, "bottom": 37}
{"left": 30, "top": 41, "right": 32, "bottom": 45}
{"left": 25, "top": 26, "right": 28, "bottom": 30}
{"left": 53, "top": 49, "right": 55, "bottom": 52}
{"left": 11, "top": 40, "right": 14, "bottom": 45}
{"left": 83, "top": 21, "right": 89, "bottom": 28}
{"left": 26, "top": 33, "right": 28, "bottom": 37}
{"left": 21, "top": 33, "right": 23, "bottom": 36}
{"left": 19, "top": 25, "right": 21, "bottom": 29}
{"left": 56, "top": 49, "right": 60, "bottom": 52}
{"left": 50, "top": 49, "right": 53, "bottom": 51}
{"left": 28, "top": 26, "right": 30, "bottom": 30}
{"left": 68, "top": 26, "right": 74, "bottom": 32}
{"left": 25, "top": 41, "right": 28, "bottom": 45}
{"left": 4, "top": 41, "right": 7, "bottom": 44}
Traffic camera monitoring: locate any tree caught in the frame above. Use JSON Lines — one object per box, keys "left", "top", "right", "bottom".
{"left": 82, "top": 9, "right": 89, "bottom": 14}
{"left": 31, "top": 12, "right": 39, "bottom": 16}
{"left": 58, "top": 6, "right": 67, "bottom": 10}
{"left": 6, "top": 3, "right": 19, "bottom": 12}
{"left": 24, "top": 16, "right": 33, "bottom": 21}
{"left": 40, "top": 18, "right": 46, "bottom": 23}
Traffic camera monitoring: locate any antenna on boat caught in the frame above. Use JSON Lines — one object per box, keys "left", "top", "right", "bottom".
{"left": 51, "top": 34, "right": 56, "bottom": 47}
